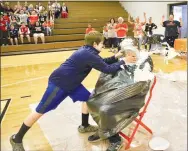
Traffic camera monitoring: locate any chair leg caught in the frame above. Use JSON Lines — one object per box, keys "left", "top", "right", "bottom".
{"left": 134, "top": 118, "right": 153, "bottom": 134}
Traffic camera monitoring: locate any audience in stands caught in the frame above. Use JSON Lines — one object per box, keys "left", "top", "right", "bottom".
{"left": 39, "top": 8, "right": 48, "bottom": 24}
{"left": 14, "top": 9, "right": 28, "bottom": 25}
{"left": 103, "top": 25, "right": 108, "bottom": 47}
{"left": 107, "top": 18, "right": 117, "bottom": 52}
{"left": 10, "top": 16, "right": 20, "bottom": 29}
{"left": 128, "top": 12, "right": 146, "bottom": 50}
{"left": 28, "top": 10, "right": 39, "bottom": 28}
{"left": 9, "top": 24, "right": 19, "bottom": 45}
{"left": 3, "top": 12, "right": 10, "bottom": 28}
{"left": 116, "top": 17, "right": 128, "bottom": 51}
{"left": 43, "top": 20, "right": 53, "bottom": 36}
{"left": 33, "top": 21, "right": 45, "bottom": 44}
{"left": 52, "top": 0, "right": 61, "bottom": 19}
{"left": 0, "top": 15, "right": 8, "bottom": 46}
{"left": 85, "top": 23, "right": 95, "bottom": 34}
{"left": 61, "top": 3, "right": 68, "bottom": 18}
{"left": 19, "top": 22, "right": 31, "bottom": 44}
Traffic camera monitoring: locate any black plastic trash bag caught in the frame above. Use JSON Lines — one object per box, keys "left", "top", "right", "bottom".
{"left": 87, "top": 60, "right": 153, "bottom": 139}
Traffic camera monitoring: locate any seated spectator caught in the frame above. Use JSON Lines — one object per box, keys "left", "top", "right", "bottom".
{"left": 10, "top": 15, "right": 20, "bottom": 29}
{"left": 3, "top": 12, "right": 10, "bottom": 27}
{"left": 13, "top": 5, "right": 18, "bottom": 12}
{"left": 33, "top": 21, "right": 45, "bottom": 44}
{"left": 28, "top": 10, "right": 39, "bottom": 27}
{"left": 24, "top": 1, "right": 28, "bottom": 10}
{"left": 34, "top": 4, "right": 39, "bottom": 14}
{"left": 28, "top": 4, "right": 34, "bottom": 14}
{"left": 38, "top": 2, "right": 43, "bottom": 13}
{"left": 85, "top": 23, "right": 95, "bottom": 34}
{"left": 52, "top": 0, "right": 61, "bottom": 19}
{"left": 14, "top": 9, "right": 28, "bottom": 25}
{"left": 22, "top": 6, "right": 29, "bottom": 14}
{"left": 48, "top": 10, "right": 54, "bottom": 26}
{"left": 42, "top": 20, "right": 52, "bottom": 36}
{"left": 39, "top": 8, "right": 48, "bottom": 24}
{"left": 61, "top": 3, "right": 68, "bottom": 18}
{"left": 5, "top": 5, "right": 14, "bottom": 16}
{"left": 0, "top": 2, "right": 5, "bottom": 13}
{"left": 19, "top": 22, "right": 31, "bottom": 44}
{"left": 0, "top": 15, "right": 8, "bottom": 46}
{"left": 9, "top": 24, "right": 19, "bottom": 45}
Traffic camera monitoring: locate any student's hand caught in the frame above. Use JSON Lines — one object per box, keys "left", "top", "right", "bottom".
{"left": 144, "top": 12, "right": 146, "bottom": 16}
{"left": 179, "top": 17, "right": 182, "bottom": 21}
{"left": 115, "top": 50, "right": 124, "bottom": 58}
{"left": 162, "top": 15, "right": 165, "bottom": 19}
{"left": 124, "top": 55, "right": 137, "bottom": 64}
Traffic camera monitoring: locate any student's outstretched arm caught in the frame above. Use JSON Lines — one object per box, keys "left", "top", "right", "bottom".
{"left": 103, "top": 51, "right": 124, "bottom": 64}
{"left": 88, "top": 53, "right": 125, "bottom": 74}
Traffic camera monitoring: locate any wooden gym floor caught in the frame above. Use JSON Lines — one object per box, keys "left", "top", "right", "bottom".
{"left": 1, "top": 49, "right": 187, "bottom": 151}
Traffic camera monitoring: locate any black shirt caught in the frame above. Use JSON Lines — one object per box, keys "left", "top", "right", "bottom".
{"left": 163, "top": 20, "right": 181, "bottom": 37}
{"left": 9, "top": 28, "right": 19, "bottom": 37}
{"left": 145, "top": 23, "right": 157, "bottom": 35}
{"left": 39, "top": 14, "right": 47, "bottom": 24}
{"left": 33, "top": 24, "right": 44, "bottom": 33}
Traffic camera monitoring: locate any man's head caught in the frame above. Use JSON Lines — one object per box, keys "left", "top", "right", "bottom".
{"left": 120, "top": 38, "right": 139, "bottom": 63}
{"left": 85, "top": 31, "right": 104, "bottom": 52}
{"left": 124, "top": 49, "right": 138, "bottom": 63}
{"left": 118, "top": 17, "right": 124, "bottom": 24}
{"left": 169, "top": 14, "right": 174, "bottom": 21}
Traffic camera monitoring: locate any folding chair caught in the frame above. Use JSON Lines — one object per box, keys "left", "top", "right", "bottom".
{"left": 119, "top": 76, "right": 157, "bottom": 150}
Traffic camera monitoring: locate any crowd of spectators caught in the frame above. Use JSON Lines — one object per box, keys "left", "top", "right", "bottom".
{"left": 0, "top": 1, "right": 68, "bottom": 46}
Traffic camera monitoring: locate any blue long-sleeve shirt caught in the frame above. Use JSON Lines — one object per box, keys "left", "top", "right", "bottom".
{"left": 49, "top": 45, "right": 125, "bottom": 92}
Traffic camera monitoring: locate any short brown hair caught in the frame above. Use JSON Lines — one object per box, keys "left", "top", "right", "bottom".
{"left": 85, "top": 31, "right": 104, "bottom": 46}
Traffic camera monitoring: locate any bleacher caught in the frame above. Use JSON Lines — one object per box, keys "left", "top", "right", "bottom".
{"left": 1, "top": 1, "right": 133, "bottom": 55}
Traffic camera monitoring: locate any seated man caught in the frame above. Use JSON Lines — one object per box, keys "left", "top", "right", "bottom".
{"left": 33, "top": 21, "right": 45, "bottom": 44}
{"left": 86, "top": 38, "right": 154, "bottom": 151}
{"left": 9, "top": 24, "right": 19, "bottom": 45}
{"left": 19, "top": 22, "right": 31, "bottom": 44}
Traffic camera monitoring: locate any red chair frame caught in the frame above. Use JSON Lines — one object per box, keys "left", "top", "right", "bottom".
{"left": 119, "top": 76, "right": 157, "bottom": 150}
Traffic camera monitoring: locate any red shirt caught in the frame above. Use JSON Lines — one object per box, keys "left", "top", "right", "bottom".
{"left": 20, "top": 26, "right": 29, "bottom": 33}
{"left": 85, "top": 28, "right": 95, "bottom": 34}
{"left": 29, "top": 15, "right": 39, "bottom": 25}
{"left": 3, "top": 15, "right": 10, "bottom": 24}
{"left": 0, "top": 20, "right": 7, "bottom": 31}
{"left": 116, "top": 23, "right": 128, "bottom": 38}
{"left": 43, "top": 21, "right": 52, "bottom": 27}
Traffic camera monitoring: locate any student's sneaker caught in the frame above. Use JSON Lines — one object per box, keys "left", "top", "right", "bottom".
{"left": 78, "top": 124, "right": 98, "bottom": 133}
{"left": 106, "top": 140, "right": 123, "bottom": 151}
{"left": 10, "top": 135, "right": 25, "bottom": 151}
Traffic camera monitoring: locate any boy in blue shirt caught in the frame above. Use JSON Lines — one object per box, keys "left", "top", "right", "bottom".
{"left": 10, "top": 31, "right": 137, "bottom": 151}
